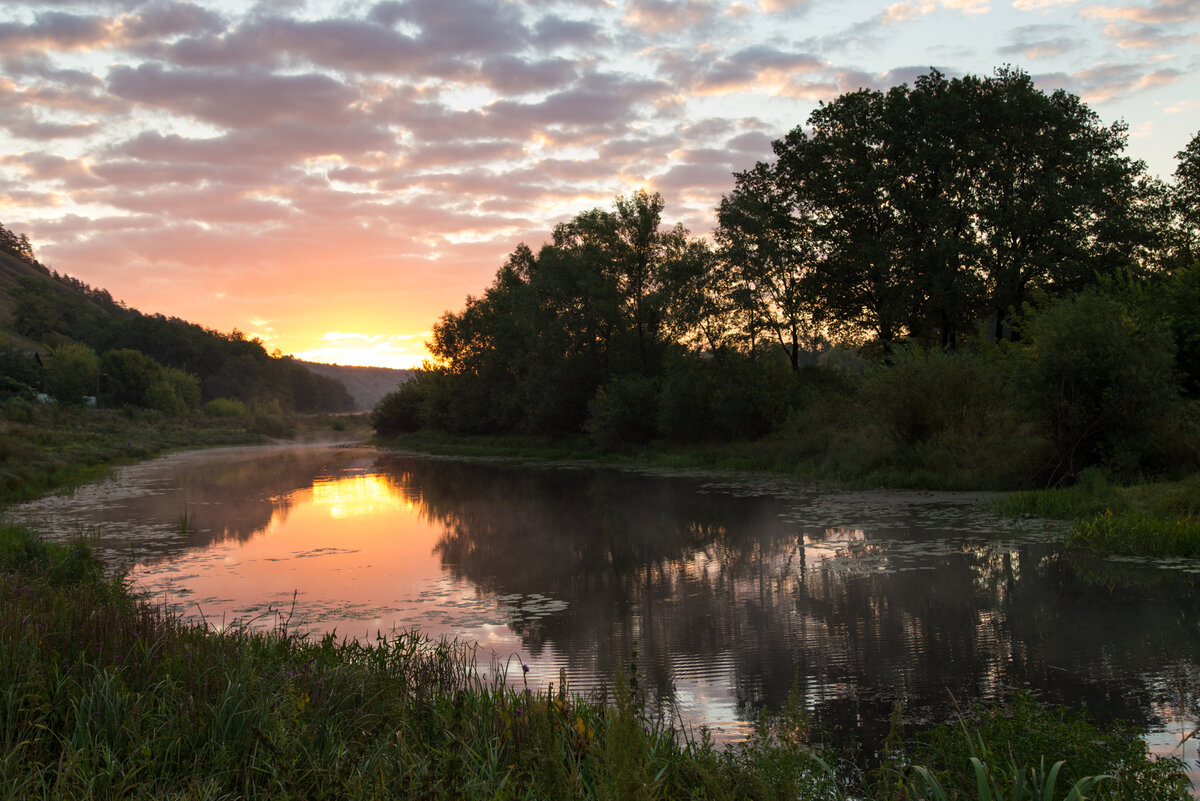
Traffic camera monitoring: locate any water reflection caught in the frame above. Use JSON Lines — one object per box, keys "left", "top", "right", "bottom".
{"left": 6, "top": 447, "right": 1199, "bottom": 768}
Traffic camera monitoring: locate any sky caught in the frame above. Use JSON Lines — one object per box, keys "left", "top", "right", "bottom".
{"left": 1, "top": 0, "right": 1198, "bottom": 369}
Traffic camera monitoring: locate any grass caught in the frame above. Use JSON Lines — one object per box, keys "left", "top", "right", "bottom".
{"left": 0, "top": 525, "right": 1189, "bottom": 800}
{"left": 998, "top": 469, "right": 1200, "bottom": 558}
{"left": 0, "top": 402, "right": 372, "bottom": 507}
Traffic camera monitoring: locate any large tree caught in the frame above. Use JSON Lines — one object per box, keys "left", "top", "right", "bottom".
{"left": 425, "top": 192, "right": 713, "bottom": 434}
{"left": 716, "top": 160, "right": 830, "bottom": 369}
{"left": 1173, "top": 130, "right": 1200, "bottom": 265}
{"left": 757, "top": 67, "right": 1148, "bottom": 349}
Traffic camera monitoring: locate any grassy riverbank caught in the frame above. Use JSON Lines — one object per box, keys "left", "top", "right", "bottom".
{"left": 0, "top": 404, "right": 371, "bottom": 506}
{"left": 999, "top": 469, "right": 1200, "bottom": 558}
{"left": 382, "top": 431, "right": 1200, "bottom": 560}
{"left": 0, "top": 526, "right": 1189, "bottom": 800}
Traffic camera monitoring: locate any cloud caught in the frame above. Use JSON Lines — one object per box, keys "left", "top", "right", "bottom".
{"left": 115, "top": 2, "right": 225, "bottom": 41}
{"left": 653, "top": 45, "right": 826, "bottom": 96}
{"left": 0, "top": 152, "right": 102, "bottom": 186}
{"left": 757, "top": 0, "right": 812, "bottom": 12}
{"left": 106, "top": 64, "right": 360, "bottom": 128}
{"left": 532, "top": 16, "right": 610, "bottom": 49}
{"left": 882, "top": 0, "right": 989, "bottom": 23}
{"left": 623, "top": 0, "right": 720, "bottom": 33}
{"left": 997, "top": 24, "right": 1084, "bottom": 57}
{"left": 1048, "top": 62, "right": 1188, "bottom": 102}
{"left": 1012, "top": 0, "right": 1078, "bottom": 8}
{"left": 1082, "top": 0, "right": 1200, "bottom": 24}
{"left": 0, "top": 11, "right": 112, "bottom": 55}
{"left": 1096, "top": 22, "right": 1189, "bottom": 48}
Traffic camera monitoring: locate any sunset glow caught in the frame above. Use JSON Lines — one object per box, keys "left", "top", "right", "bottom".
{"left": 2, "top": 0, "right": 1198, "bottom": 367}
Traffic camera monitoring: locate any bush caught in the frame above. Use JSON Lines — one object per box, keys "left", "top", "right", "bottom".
{"left": 44, "top": 342, "right": 98, "bottom": 405}
{"left": 202, "top": 397, "right": 248, "bottom": 417}
{"left": 586, "top": 375, "right": 659, "bottom": 448}
{"left": 861, "top": 342, "right": 1010, "bottom": 448}
{"left": 372, "top": 379, "right": 428, "bottom": 436}
{"left": 885, "top": 693, "right": 1190, "bottom": 801}
{"left": 1019, "top": 288, "right": 1188, "bottom": 484}
{"left": 250, "top": 413, "right": 294, "bottom": 439}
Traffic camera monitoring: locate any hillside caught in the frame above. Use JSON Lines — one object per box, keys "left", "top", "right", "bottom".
{"left": 0, "top": 236, "right": 357, "bottom": 414}
{"left": 299, "top": 362, "right": 413, "bottom": 411}
{"left": 0, "top": 247, "right": 72, "bottom": 354}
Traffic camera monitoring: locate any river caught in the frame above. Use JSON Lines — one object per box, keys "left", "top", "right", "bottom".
{"left": 6, "top": 441, "right": 1198, "bottom": 780}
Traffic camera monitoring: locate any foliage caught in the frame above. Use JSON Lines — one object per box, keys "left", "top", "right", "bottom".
{"left": 0, "top": 220, "right": 36, "bottom": 261}
{"left": 419, "top": 191, "right": 715, "bottom": 437}
{"left": 861, "top": 342, "right": 1014, "bottom": 449}
{"left": 762, "top": 68, "right": 1146, "bottom": 351}
{"left": 0, "top": 336, "right": 42, "bottom": 392}
{"left": 44, "top": 342, "right": 98, "bottom": 405}
{"left": 201, "top": 397, "right": 248, "bottom": 417}
{"left": 372, "top": 379, "right": 428, "bottom": 436}
{"left": 1017, "top": 287, "right": 1188, "bottom": 484}
{"left": 879, "top": 693, "right": 1190, "bottom": 801}
{"left": 1155, "top": 262, "right": 1200, "bottom": 395}
{"left": 6, "top": 272, "right": 354, "bottom": 414}
{"left": 1172, "top": 131, "right": 1200, "bottom": 265}
{"left": 1068, "top": 509, "right": 1200, "bottom": 558}
{"left": 585, "top": 374, "right": 660, "bottom": 448}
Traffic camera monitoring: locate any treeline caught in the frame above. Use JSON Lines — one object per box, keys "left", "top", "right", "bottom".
{"left": 375, "top": 68, "right": 1200, "bottom": 488}
{"left": 0, "top": 247, "right": 354, "bottom": 415}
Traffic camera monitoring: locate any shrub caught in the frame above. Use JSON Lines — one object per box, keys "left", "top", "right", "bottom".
{"left": 861, "top": 342, "right": 1012, "bottom": 448}
{"left": 886, "top": 693, "right": 1190, "bottom": 801}
{"left": 372, "top": 379, "right": 428, "bottom": 436}
{"left": 586, "top": 375, "right": 659, "bottom": 448}
{"left": 202, "top": 397, "right": 248, "bottom": 417}
{"left": 1018, "top": 288, "right": 1188, "bottom": 484}
{"left": 44, "top": 342, "right": 98, "bottom": 405}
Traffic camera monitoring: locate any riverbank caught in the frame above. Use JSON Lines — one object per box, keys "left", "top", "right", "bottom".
{"left": 998, "top": 469, "right": 1200, "bottom": 558}
{"left": 0, "top": 404, "right": 372, "bottom": 506}
{"left": 380, "top": 430, "right": 1200, "bottom": 560}
{"left": 0, "top": 525, "right": 1188, "bottom": 800}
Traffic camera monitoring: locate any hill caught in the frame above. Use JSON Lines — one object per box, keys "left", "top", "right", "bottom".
{"left": 0, "top": 228, "right": 356, "bottom": 414}
{"left": 0, "top": 247, "right": 79, "bottom": 355}
{"left": 298, "top": 362, "right": 413, "bottom": 412}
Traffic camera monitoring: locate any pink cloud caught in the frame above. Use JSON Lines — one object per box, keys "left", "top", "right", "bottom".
{"left": 1082, "top": 0, "right": 1200, "bottom": 24}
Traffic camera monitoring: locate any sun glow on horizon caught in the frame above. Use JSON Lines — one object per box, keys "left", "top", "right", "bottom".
{"left": 281, "top": 330, "right": 432, "bottom": 369}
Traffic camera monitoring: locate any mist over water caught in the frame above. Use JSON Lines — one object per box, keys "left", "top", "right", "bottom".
{"left": 8, "top": 444, "right": 1199, "bottom": 768}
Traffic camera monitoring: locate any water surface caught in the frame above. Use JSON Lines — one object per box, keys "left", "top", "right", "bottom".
{"left": 8, "top": 443, "right": 1199, "bottom": 775}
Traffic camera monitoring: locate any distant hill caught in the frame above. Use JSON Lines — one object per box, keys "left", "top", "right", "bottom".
{"left": 0, "top": 234, "right": 415, "bottom": 413}
{"left": 0, "top": 231, "right": 355, "bottom": 413}
{"left": 299, "top": 362, "right": 413, "bottom": 412}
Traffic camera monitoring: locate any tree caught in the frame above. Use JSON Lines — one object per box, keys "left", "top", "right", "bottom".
{"left": 424, "top": 192, "right": 713, "bottom": 435}
{"left": 760, "top": 68, "right": 1148, "bottom": 350}
{"left": 1172, "top": 129, "right": 1200, "bottom": 265}
{"left": 774, "top": 88, "right": 914, "bottom": 351}
{"left": 716, "top": 160, "right": 828, "bottom": 370}
{"left": 100, "top": 348, "right": 164, "bottom": 408}
{"left": 968, "top": 68, "right": 1145, "bottom": 340}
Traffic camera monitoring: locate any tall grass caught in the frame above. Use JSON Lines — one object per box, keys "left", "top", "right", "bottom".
{"left": 999, "top": 470, "right": 1200, "bottom": 557}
